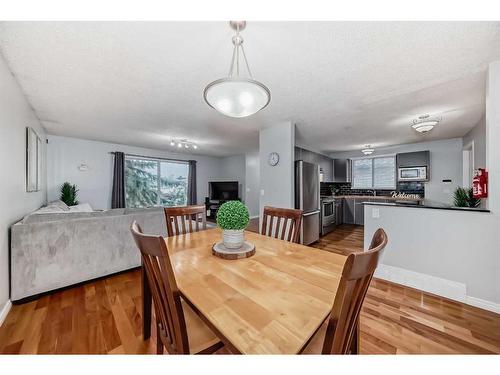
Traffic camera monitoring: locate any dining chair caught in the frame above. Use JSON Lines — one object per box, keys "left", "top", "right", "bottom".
{"left": 261, "top": 206, "right": 303, "bottom": 243}
{"left": 302, "top": 228, "right": 388, "bottom": 354}
{"left": 164, "top": 205, "right": 207, "bottom": 237}
{"left": 130, "top": 221, "right": 223, "bottom": 354}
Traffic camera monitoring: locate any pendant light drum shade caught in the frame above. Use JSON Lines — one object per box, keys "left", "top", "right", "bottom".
{"left": 204, "top": 78, "right": 270, "bottom": 118}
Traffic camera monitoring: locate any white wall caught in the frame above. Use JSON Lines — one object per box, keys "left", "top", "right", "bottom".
{"left": 219, "top": 154, "right": 246, "bottom": 202}
{"left": 364, "top": 61, "right": 500, "bottom": 313}
{"left": 365, "top": 205, "right": 499, "bottom": 309}
{"left": 330, "top": 138, "right": 463, "bottom": 204}
{"left": 259, "top": 122, "right": 295, "bottom": 216}
{"left": 0, "top": 54, "right": 46, "bottom": 321}
{"left": 463, "top": 115, "right": 486, "bottom": 170}
{"left": 486, "top": 62, "right": 500, "bottom": 213}
{"left": 245, "top": 151, "right": 260, "bottom": 217}
{"left": 47, "top": 135, "right": 245, "bottom": 210}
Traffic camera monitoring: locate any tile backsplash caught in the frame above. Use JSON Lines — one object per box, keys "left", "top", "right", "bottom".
{"left": 321, "top": 182, "right": 425, "bottom": 197}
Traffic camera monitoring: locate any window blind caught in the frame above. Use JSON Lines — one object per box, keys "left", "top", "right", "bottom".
{"left": 373, "top": 157, "right": 396, "bottom": 189}
{"left": 352, "top": 158, "right": 373, "bottom": 188}
{"left": 351, "top": 156, "right": 396, "bottom": 189}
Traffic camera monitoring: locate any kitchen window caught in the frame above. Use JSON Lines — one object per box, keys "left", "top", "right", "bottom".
{"left": 124, "top": 156, "right": 189, "bottom": 208}
{"left": 352, "top": 156, "right": 396, "bottom": 189}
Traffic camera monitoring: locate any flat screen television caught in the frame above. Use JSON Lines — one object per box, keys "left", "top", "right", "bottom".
{"left": 209, "top": 181, "right": 239, "bottom": 201}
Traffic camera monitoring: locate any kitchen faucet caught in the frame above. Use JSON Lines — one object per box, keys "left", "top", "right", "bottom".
{"left": 367, "top": 190, "right": 377, "bottom": 196}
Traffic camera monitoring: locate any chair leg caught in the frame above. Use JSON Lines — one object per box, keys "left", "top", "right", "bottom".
{"left": 156, "top": 324, "right": 163, "bottom": 354}
{"left": 350, "top": 319, "right": 360, "bottom": 354}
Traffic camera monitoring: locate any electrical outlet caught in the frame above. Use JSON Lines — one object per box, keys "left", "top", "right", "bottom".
{"left": 372, "top": 208, "right": 380, "bottom": 219}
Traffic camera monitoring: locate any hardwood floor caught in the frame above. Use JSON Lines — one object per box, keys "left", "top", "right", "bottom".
{"left": 312, "top": 224, "right": 365, "bottom": 256}
{"left": 1, "top": 224, "right": 499, "bottom": 354}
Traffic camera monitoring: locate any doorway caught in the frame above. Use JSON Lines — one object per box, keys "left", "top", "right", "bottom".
{"left": 462, "top": 140, "right": 475, "bottom": 187}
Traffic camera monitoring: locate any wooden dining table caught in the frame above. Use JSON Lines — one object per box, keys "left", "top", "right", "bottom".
{"left": 142, "top": 228, "right": 347, "bottom": 354}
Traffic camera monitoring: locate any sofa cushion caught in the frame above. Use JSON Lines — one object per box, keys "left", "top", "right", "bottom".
{"left": 49, "top": 200, "right": 70, "bottom": 211}
{"left": 124, "top": 207, "right": 164, "bottom": 215}
{"left": 22, "top": 208, "right": 126, "bottom": 224}
{"left": 68, "top": 203, "right": 93, "bottom": 212}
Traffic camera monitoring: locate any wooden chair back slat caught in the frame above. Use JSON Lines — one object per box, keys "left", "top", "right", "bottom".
{"left": 164, "top": 205, "right": 207, "bottom": 237}
{"left": 130, "top": 221, "right": 190, "bottom": 354}
{"left": 261, "top": 206, "right": 303, "bottom": 244}
{"left": 321, "top": 228, "right": 388, "bottom": 354}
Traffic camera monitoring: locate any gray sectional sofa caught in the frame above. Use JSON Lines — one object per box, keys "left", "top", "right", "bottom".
{"left": 10, "top": 207, "right": 168, "bottom": 302}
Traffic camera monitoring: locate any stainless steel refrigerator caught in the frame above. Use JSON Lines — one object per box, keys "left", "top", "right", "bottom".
{"left": 295, "top": 160, "right": 321, "bottom": 245}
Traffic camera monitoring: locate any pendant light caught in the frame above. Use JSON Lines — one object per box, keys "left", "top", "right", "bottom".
{"left": 204, "top": 21, "right": 271, "bottom": 118}
{"left": 361, "top": 145, "right": 375, "bottom": 155}
{"left": 411, "top": 114, "right": 441, "bottom": 133}
{"left": 169, "top": 139, "right": 198, "bottom": 150}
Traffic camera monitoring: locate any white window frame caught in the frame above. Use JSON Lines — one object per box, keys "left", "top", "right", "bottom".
{"left": 351, "top": 153, "right": 397, "bottom": 190}
{"left": 124, "top": 155, "right": 189, "bottom": 207}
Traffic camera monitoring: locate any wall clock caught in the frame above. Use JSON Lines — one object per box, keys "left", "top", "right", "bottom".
{"left": 268, "top": 152, "right": 280, "bottom": 166}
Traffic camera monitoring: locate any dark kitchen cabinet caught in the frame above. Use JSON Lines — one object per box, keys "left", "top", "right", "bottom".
{"left": 354, "top": 200, "right": 365, "bottom": 225}
{"left": 397, "top": 151, "right": 430, "bottom": 168}
{"left": 335, "top": 199, "right": 343, "bottom": 225}
{"left": 319, "top": 155, "right": 333, "bottom": 182}
{"left": 332, "top": 159, "right": 351, "bottom": 183}
{"left": 295, "top": 147, "right": 333, "bottom": 182}
{"left": 343, "top": 198, "right": 355, "bottom": 224}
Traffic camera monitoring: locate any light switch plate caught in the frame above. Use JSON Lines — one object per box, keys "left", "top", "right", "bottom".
{"left": 260, "top": 189, "right": 265, "bottom": 196}
{"left": 372, "top": 208, "right": 380, "bottom": 219}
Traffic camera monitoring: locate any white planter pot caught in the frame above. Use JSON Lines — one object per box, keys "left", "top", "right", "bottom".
{"left": 222, "top": 229, "right": 245, "bottom": 249}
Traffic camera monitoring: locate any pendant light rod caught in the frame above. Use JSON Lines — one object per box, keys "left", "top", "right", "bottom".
{"left": 227, "top": 22, "right": 253, "bottom": 79}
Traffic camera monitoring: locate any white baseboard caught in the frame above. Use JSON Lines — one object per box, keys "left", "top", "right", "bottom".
{"left": 249, "top": 215, "right": 259, "bottom": 219}
{"left": 375, "top": 264, "right": 467, "bottom": 302}
{"left": 0, "top": 300, "right": 12, "bottom": 327}
{"left": 466, "top": 296, "right": 500, "bottom": 314}
{"left": 374, "top": 264, "right": 500, "bottom": 314}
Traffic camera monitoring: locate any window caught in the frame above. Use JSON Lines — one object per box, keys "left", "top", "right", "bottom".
{"left": 352, "top": 156, "right": 396, "bottom": 189}
{"left": 373, "top": 157, "right": 396, "bottom": 188}
{"left": 125, "top": 156, "right": 189, "bottom": 208}
{"left": 352, "top": 159, "right": 373, "bottom": 189}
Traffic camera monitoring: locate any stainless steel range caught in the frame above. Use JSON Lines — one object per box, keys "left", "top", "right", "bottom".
{"left": 320, "top": 196, "right": 336, "bottom": 236}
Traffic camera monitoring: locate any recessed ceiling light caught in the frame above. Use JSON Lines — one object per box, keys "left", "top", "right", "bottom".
{"left": 412, "top": 115, "right": 440, "bottom": 133}
{"left": 170, "top": 141, "right": 175, "bottom": 146}
{"left": 361, "top": 145, "right": 375, "bottom": 155}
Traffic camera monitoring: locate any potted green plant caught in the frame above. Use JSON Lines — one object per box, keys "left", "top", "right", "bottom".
{"left": 216, "top": 201, "right": 250, "bottom": 249}
{"left": 453, "top": 187, "right": 481, "bottom": 208}
{"left": 60, "top": 182, "right": 79, "bottom": 206}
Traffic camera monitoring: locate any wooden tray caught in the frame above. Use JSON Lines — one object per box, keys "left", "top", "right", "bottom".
{"left": 212, "top": 241, "right": 255, "bottom": 260}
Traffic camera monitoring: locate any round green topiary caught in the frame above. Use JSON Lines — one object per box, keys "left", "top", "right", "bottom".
{"left": 216, "top": 201, "right": 250, "bottom": 230}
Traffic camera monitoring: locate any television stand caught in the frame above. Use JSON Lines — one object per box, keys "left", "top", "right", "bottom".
{"left": 205, "top": 198, "right": 241, "bottom": 221}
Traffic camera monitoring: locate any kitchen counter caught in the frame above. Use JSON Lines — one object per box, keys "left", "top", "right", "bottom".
{"left": 363, "top": 200, "right": 490, "bottom": 213}
{"left": 322, "top": 195, "right": 423, "bottom": 201}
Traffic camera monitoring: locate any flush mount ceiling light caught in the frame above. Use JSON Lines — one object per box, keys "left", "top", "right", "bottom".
{"left": 170, "top": 139, "right": 198, "bottom": 150}
{"left": 361, "top": 145, "right": 375, "bottom": 155}
{"left": 411, "top": 114, "right": 441, "bottom": 134}
{"left": 203, "top": 21, "right": 271, "bottom": 118}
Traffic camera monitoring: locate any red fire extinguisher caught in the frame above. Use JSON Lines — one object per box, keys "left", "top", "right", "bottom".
{"left": 472, "top": 168, "right": 488, "bottom": 199}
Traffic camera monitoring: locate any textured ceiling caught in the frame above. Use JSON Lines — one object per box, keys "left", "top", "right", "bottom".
{"left": 0, "top": 21, "right": 499, "bottom": 156}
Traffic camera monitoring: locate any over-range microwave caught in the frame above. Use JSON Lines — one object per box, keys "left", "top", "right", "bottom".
{"left": 398, "top": 166, "right": 428, "bottom": 181}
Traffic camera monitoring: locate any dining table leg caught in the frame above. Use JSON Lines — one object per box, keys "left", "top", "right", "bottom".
{"left": 142, "top": 262, "right": 152, "bottom": 340}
